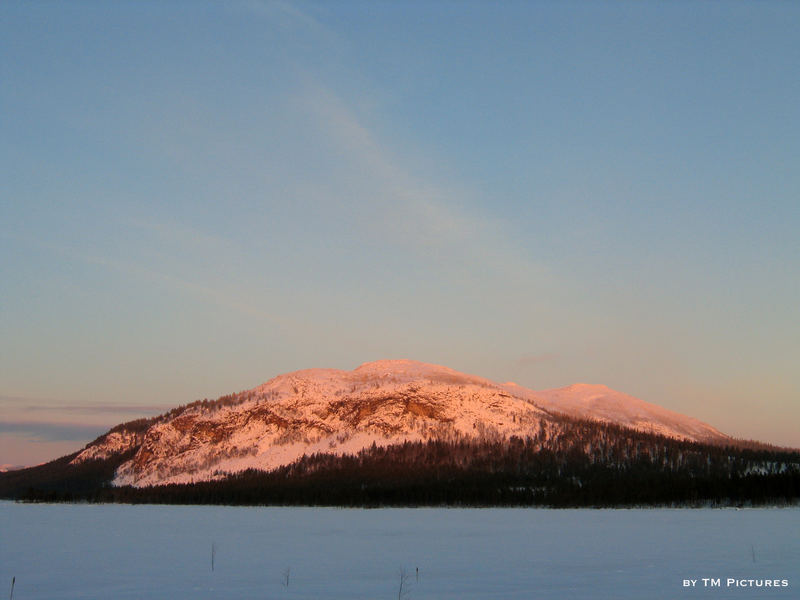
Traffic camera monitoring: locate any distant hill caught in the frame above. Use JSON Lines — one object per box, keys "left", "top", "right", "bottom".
{"left": 2, "top": 360, "right": 798, "bottom": 506}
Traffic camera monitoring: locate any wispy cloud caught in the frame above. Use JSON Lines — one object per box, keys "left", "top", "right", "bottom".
{"left": 0, "top": 395, "right": 166, "bottom": 417}
{"left": 297, "top": 79, "right": 552, "bottom": 290}
{"left": 515, "top": 353, "right": 559, "bottom": 369}
{"left": 85, "top": 252, "right": 284, "bottom": 324}
{"left": 0, "top": 421, "right": 108, "bottom": 443}
{"left": 0, "top": 396, "right": 165, "bottom": 447}
{"left": 1, "top": 230, "right": 301, "bottom": 332}
{"left": 241, "top": 0, "right": 336, "bottom": 40}
{"left": 122, "top": 216, "right": 239, "bottom": 257}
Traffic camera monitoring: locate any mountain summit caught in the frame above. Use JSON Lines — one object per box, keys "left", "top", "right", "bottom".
{"left": 71, "top": 360, "right": 730, "bottom": 487}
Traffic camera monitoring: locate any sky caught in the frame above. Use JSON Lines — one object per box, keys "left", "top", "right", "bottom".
{"left": 1, "top": 1, "right": 798, "bottom": 466}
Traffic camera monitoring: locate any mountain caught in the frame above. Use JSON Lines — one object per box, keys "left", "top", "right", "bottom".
{"left": 68, "top": 359, "right": 730, "bottom": 487}
{"left": 0, "top": 464, "right": 25, "bottom": 473}
{"left": 3, "top": 360, "right": 799, "bottom": 507}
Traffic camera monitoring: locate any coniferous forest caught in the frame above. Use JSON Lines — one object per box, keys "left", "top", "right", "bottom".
{"left": 2, "top": 417, "right": 799, "bottom": 507}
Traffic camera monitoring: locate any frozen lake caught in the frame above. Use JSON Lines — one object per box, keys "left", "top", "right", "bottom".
{"left": 1, "top": 502, "right": 797, "bottom": 599}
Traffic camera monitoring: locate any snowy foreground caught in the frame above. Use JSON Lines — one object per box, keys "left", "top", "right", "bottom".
{"left": 1, "top": 503, "right": 797, "bottom": 599}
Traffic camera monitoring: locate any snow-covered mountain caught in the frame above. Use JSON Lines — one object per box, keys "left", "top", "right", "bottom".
{"left": 71, "top": 360, "right": 731, "bottom": 487}
{"left": 0, "top": 464, "right": 25, "bottom": 473}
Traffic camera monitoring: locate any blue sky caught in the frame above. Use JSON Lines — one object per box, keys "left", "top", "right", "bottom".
{"left": 2, "top": 1, "right": 798, "bottom": 465}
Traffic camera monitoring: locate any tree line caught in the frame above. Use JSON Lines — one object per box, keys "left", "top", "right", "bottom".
{"left": 4, "top": 416, "right": 798, "bottom": 507}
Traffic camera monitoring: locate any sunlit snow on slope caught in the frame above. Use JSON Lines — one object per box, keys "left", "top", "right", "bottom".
{"left": 70, "top": 359, "right": 733, "bottom": 487}
{"left": 0, "top": 503, "right": 797, "bottom": 600}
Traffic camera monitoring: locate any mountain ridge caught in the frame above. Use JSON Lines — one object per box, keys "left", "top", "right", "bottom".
{"left": 67, "top": 359, "right": 731, "bottom": 487}
{"left": 3, "top": 360, "right": 799, "bottom": 507}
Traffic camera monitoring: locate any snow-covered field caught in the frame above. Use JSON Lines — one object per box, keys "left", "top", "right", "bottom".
{"left": 1, "top": 503, "right": 797, "bottom": 599}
